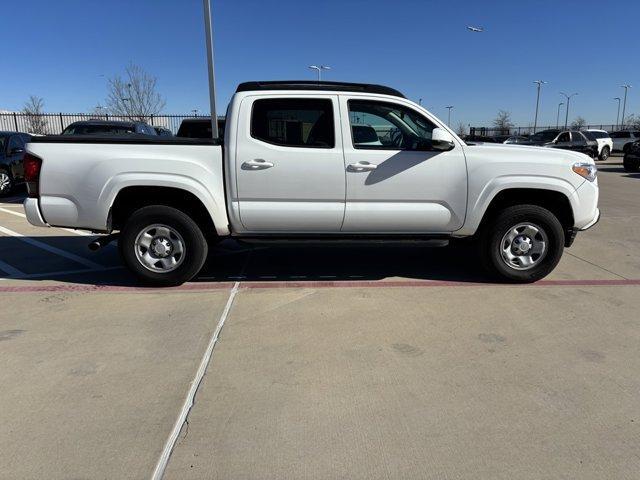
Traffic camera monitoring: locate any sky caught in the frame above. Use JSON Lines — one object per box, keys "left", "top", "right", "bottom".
{"left": 2, "top": 0, "right": 639, "bottom": 128}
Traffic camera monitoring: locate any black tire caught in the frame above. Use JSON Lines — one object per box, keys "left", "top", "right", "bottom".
{"left": 598, "top": 146, "right": 610, "bottom": 161}
{"left": 479, "top": 205, "right": 564, "bottom": 283}
{"left": 119, "top": 205, "right": 208, "bottom": 286}
{"left": 623, "top": 155, "right": 640, "bottom": 172}
{"left": 0, "top": 168, "right": 14, "bottom": 197}
{"left": 623, "top": 143, "right": 632, "bottom": 154}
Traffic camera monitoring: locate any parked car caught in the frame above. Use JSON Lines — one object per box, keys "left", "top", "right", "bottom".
{"left": 610, "top": 130, "right": 640, "bottom": 153}
{"left": 23, "top": 80, "right": 599, "bottom": 286}
{"left": 583, "top": 129, "right": 613, "bottom": 160}
{"left": 61, "top": 120, "right": 157, "bottom": 136}
{"left": 153, "top": 126, "right": 173, "bottom": 137}
{"left": 176, "top": 118, "right": 225, "bottom": 139}
{"left": 623, "top": 140, "right": 640, "bottom": 172}
{"left": 526, "top": 129, "right": 561, "bottom": 146}
{"left": 0, "top": 131, "right": 31, "bottom": 196}
{"left": 504, "top": 136, "right": 530, "bottom": 144}
{"left": 543, "top": 130, "right": 598, "bottom": 158}
{"left": 463, "top": 134, "right": 499, "bottom": 143}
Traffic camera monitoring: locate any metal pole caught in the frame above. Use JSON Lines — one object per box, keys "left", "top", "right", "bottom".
{"left": 614, "top": 97, "right": 621, "bottom": 129}
{"left": 564, "top": 97, "right": 570, "bottom": 129}
{"left": 203, "top": 0, "right": 219, "bottom": 139}
{"left": 533, "top": 80, "right": 546, "bottom": 134}
{"left": 446, "top": 106, "right": 453, "bottom": 126}
{"left": 556, "top": 102, "right": 563, "bottom": 129}
{"left": 620, "top": 85, "right": 631, "bottom": 129}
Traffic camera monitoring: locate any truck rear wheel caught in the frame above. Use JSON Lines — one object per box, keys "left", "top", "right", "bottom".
{"left": 479, "top": 205, "right": 564, "bottom": 283}
{"left": 119, "top": 205, "right": 208, "bottom": 286}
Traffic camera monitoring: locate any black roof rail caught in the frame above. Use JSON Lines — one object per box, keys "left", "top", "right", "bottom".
{"left": 236, "top": 80, "right": 405, "bottom": 98}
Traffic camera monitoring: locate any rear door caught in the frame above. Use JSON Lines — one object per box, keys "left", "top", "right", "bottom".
{"left": 339, "top": 96, "right": 467, "bottom": 233}
{"left": 234, "top": 95, "right": 346, "bottom": 232}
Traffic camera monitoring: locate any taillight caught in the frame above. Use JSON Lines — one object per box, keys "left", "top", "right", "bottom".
{"left": 23, "top": 153, "right": 42, "bottom": 198}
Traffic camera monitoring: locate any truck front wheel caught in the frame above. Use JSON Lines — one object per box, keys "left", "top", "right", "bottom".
{"left": 119, "top": 205, "right": 208, "bottom": 286}
{"left": 479, "top": 205, "right": 564, "bottom": 283}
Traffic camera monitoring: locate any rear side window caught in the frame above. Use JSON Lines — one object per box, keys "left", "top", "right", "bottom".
{"left": 251, "top": 98, "right": 334, "bottom": 148}
{"left": 557, "top": 132, "right": 570, "bottom": 142}
{"left": 612, "top": 132, "right": 631, "bottom": 138}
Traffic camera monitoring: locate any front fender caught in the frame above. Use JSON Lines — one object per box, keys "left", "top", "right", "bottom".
{"left": 456, "top": 175, "right": 581, "bottom": 236}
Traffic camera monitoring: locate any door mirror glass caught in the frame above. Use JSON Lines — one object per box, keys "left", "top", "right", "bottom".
{"left": 431, "top": 127, "right": 455, "bottom": 151}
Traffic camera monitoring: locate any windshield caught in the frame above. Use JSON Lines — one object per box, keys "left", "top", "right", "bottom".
{"left": 62, "top": 124, "right": 136, "bottom": 135}
{"left": 530, "top": 130, "right": 559, "bottom": 142}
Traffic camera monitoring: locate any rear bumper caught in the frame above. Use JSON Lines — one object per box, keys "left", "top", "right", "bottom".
{"left": 23, "top": 198, "right": 48, "bottom": 227}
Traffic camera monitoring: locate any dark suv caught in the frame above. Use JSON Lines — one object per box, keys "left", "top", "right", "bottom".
{"left": 542, "top": 130, "right": 598, "bottom": 158}
{"left": 623, "top": 140, "right": 640, "bottom": 172}
{"left": 61, "top": 120, "right": 157, "bottom": 136}
{"left": 0, "top": 132, "right": 31, "bottom": 196}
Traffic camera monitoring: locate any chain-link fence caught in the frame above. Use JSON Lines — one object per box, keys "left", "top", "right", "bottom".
{"left": 0, "top": 113, "right": 213, "bottom": 135}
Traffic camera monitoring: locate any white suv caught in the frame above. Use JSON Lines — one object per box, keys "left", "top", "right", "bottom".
{"left": 584, "top": 129, "right": 613, "bottom": 160}
{"left": 611, "top": 130, "right": 640, "bottom": 153}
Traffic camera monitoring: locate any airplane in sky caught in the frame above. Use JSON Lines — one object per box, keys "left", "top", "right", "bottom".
{"left": 466, "top": 26, "right": 484, "bottom": 32}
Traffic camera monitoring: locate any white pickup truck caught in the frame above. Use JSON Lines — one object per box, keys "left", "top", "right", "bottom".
{"left": 23, "top": 81, "right": 600, "bottom": 286}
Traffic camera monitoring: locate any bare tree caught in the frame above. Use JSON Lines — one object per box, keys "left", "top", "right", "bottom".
{"left": 492, "top": 110, "right": 513, "bottom": 132}
{"left": 623, "top": 114, "right": 640, "bottom": 129}
{"left": 455, "top": 121, "right": 467, "bottom": 137}
{"left": 106, "top": 64, "right": 165, "bottom": 121}
{"left": 571, "top": 116, "right": 586, "bottom": 129}
{"left": 23, "top": 95, "right": 48, "bottom": 134}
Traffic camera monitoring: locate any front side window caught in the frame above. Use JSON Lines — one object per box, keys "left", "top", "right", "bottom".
{"left": 251, "top": 98, "right": 334, "bottom": 148}
{"left": 348, "top": 100, "right": 436, "bottom": 150}
{"left": 557, "top": 132, "right": 570, "bottom": 143}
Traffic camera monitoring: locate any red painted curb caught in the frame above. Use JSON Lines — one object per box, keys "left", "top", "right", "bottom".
{"left": 0, "top": 278, "right": 639, "bottom": 293}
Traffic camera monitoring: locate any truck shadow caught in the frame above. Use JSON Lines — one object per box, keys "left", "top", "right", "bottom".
{"left": 0, "top": 236, "right": 490, "bottom": 286}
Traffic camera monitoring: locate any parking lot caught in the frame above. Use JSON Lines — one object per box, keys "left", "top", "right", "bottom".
{"left": 2, "top": 154, "right": 640, "bottom": 479}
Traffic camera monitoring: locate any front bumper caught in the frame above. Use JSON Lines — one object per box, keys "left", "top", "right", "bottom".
{"left": 23, "top": 198, "right": 48, "bottom": 227}
{"left": 580, "top": 208, "right": 600, "bottom": 231}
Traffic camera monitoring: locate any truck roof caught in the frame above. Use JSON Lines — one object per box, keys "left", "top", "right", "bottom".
{"left": 236, "top": 80, "right": 405, "bottom": 98}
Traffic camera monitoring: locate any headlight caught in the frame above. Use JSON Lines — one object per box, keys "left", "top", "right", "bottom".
{"left": 572, "top": 162, "right": 597, "bottom": 182}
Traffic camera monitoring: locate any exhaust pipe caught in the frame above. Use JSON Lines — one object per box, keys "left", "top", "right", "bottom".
{"left": 88, "top": 233, "right": 119, "bottom": 251}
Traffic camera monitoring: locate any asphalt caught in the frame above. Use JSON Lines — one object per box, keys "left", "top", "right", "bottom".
{"left": 1, "top": 154, "right": 639, "bottom": 479}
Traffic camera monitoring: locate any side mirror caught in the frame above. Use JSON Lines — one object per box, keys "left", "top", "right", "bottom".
{"left": 9, "top": 147, "right": 25, "bottom": 155}
{"left": 431, "top": 127, "right": 455, "bottom": 151}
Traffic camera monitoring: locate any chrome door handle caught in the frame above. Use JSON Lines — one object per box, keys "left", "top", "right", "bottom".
{"left": 347, "top": 161, "right": 377, "bottom": 172}
{"left": 242, "top": 159, "right": 274, "bottom": 170}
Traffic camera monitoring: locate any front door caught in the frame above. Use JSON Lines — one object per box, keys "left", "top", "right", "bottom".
{"left": 340, "top": 97, "right": 467, "bottom": 233}
{"left": 235, "top": 95, "right": 345, "bottom": 232}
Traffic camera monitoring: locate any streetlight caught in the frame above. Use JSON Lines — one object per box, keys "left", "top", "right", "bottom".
{"left": 203, "top": 0, "right": 219, "bottom": 138}
{"left": 532, "top": 80, "right": 547, "bottom": 134}
{"left": 445, "top": 105, "right": 453, "bottom": 126}
{"left": 620, "top": 84, "right": 632, "bottom": 128}
{"left": 556, "top": 102, "right": 564, "bottom": 129}
{"left": 559, "top": 92, "right": 578, "bottom": 129}
{"left": 308, "top": 65, "right": 330, "bottom": 81}
{"left": 614, "top": 97, "right": 621, "bottom": 129}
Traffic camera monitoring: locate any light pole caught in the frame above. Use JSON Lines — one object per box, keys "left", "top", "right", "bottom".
{"left": 191, "top": 109, "right": 198, "bottom": 117}
{"left": 614, "top": 97, "right": 621, "bottom": 129}
{"left": 418, "top": 98, "right": 422, "bottom": 106}
{"left": 620, "top": 84, "right": 631, "bottom": 128}
{"left": 308, "top": 65, "right": 330, "bottom": 81}
{"left": 560, "top": 92, "right": 578, "bottom": 129}
{"left": 533, "top": 80, "right": 547, "bottom": 133}
{"left": 556, "top": 102, "right": 564, "bottom": 129}
{"left": 203, "top": 0, "right": 219, "bottom": 138}
{"left": 445, "top": 105, "right": 453, "bottom": 126}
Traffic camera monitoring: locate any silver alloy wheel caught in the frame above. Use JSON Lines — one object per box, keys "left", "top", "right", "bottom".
{"left": 134, "top": 224, "right": 185, "bottom": 273}
{"left": 0, "top": 172, "right": 11, "bottom": 193}
{"left": 499, "top": 222, "right": 548, "bottom": 271}
{"left": 601, "top": 147, "right": 609, "bottom": 160}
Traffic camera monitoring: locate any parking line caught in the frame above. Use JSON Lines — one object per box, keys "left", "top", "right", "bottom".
{"left": 151, "top": 281, "right": 240, "bottom": 480}
{"left": 0, "top": 207, "right": 94, "bottom": 236}
{"left": 0, "top": 224, "right": 104, "bottom": 270}
{"left": 0, "top": 265, "right": 122, "bottom": 281}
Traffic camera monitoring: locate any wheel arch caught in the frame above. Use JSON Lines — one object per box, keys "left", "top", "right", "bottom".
{"left": 109, "top": 185, "right": 220, "bottom": 237}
